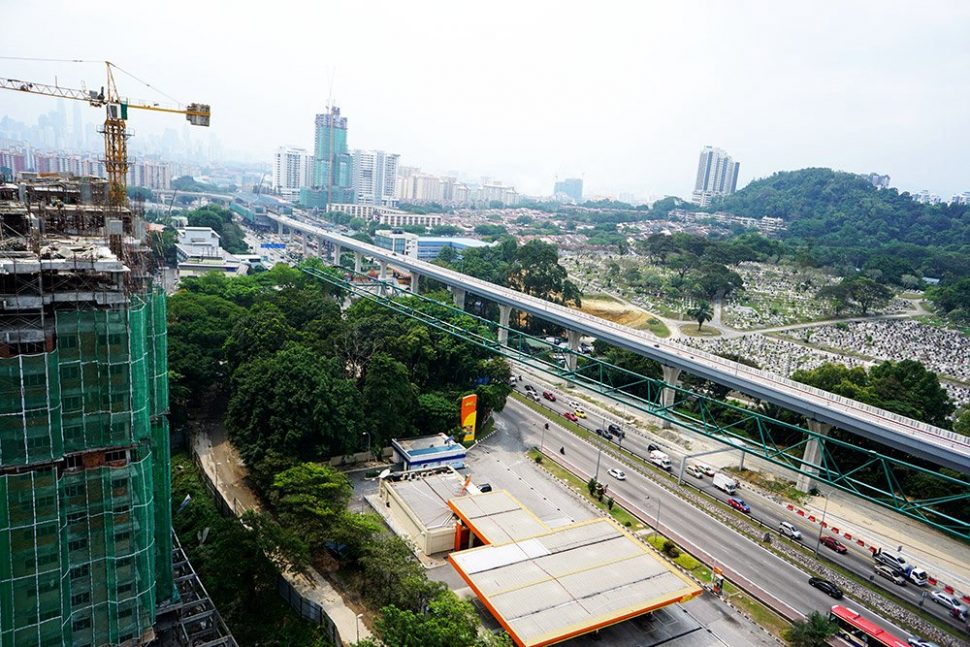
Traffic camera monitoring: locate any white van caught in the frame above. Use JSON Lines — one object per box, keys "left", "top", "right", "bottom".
{"left": 649, "top": 449, "right": 671, "bottom": 471}
{"left": 908, "top": 568, "right": 928, "bottom": 586}
{"left": 779, "top": 521, "right": 802, "bottom": 540}
{"left": 685, "top": 464, "right": 704, "bottom": 479}
{"left": 712, "top": 473, "right": 738, "bottom": 494}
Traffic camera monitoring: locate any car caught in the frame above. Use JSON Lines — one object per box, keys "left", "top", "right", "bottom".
{"left": 930, "top": 591, "right": 968, "bottom": 614}
{"left": 875, "top": 564, "right": 907, "bottom": 586}
{"left": 528, "top": 391, "right": 541, "bottom": 402}
{"left": 647, "top": 443, "right": 661, "bottom": 453}
{"left": 568, "top": 400, "right": 580, "bottom": 409}
{"left": 696, "top": 462, "right": 715, "bottom": 477}
{"left": 477, "top": 483, "right": 493, "bottom": 493}
{"left": 607, "top": 423, "right": 623, "bottom": 437}
{"left": 595, "top": 428, "right": 609, "bottom": 438}
{"left": 542, "top": 391, "right": 556, "bottom": 402}
{"left": 819, "top": 535, "right": 848, "bottom": 554}
{"left": 780, "top": 521, "right": 802, "bottom": 540}
{"left": 908, "top": 638, "right": 941, "bottom": 647}
{"left": 685, "top": 464, "right": 704, "bottom": 479}
{"left": 874, "top": 550, "right": 908, "bottom": 572}
{"left": 524, "top": 384, "right": 535, "bottom": 392}
{"left": 607, "top": 468, "right": 626, "bottom": 480}
{"left": 808, "top": 577, "right": 843, "bottom": 599}
{"left": 563, "top": 412, "right": 578, "bottom": 422}
{"left": 727, "top": 497, "right": 750, "bottom": 513}
{"left": 574, "top": 409, "right": 587, "bottom": 418}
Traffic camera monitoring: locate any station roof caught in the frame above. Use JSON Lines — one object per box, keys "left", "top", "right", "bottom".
{"left": 448, "top": 492, "right": 702, "bottom": 647}
{"left": 385, "top": 468, "right": 464, "bottom": 531}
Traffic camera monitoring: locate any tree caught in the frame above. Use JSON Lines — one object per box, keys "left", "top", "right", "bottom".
{"left": 362, "top": 352, "right": 418, "bottom": 447}
{"left": 269, "top": 463, "right": 353, "bottom": 545}
{"left": 845, "top": 276, "right": 893, "bottom": 315}
{"left": 226, "top": 344, "right": 364, "bottom": 471}
{"left": 375, "top": 591, "right": 485, "bottom": 647}
{"left": 955, "top": 407, "right": 970, "bottom": 436}
{"left": 687, "top": 301, "right": 714, "bottom": 331}
{"left": 416, "top": 393, "right": 459, "bottom": 436}
{"left": 783, "top": 610, "right": 837, "bottom": 646}
{"left": 358, "top": 535, "right": 444, "bottom": 611}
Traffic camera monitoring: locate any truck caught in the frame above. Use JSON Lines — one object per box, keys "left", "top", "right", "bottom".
{"left": 649, "top": 449, "right": 671, "bottom": 471}
{"left": 712, "top": 472, "right": 738, "bottom": 494}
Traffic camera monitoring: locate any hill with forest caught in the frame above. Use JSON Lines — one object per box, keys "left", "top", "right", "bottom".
{"left": 709, "top": 168, "right": 970, "bottom": 282}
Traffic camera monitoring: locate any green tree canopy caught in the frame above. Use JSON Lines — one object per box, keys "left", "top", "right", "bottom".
{"left": 783, "top": 610, "right": 837, "bottom": 647}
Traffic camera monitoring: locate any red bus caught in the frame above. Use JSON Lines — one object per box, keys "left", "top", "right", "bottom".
{"left": 829, "top": 605, "right": 909, "bottom": 647}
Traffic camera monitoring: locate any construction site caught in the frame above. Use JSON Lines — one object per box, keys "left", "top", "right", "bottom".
{"left": 0, "top": 175, "right": 228, "bottom": 647}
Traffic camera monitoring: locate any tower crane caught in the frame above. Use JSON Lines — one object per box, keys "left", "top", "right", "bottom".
{"left": 1, "top": 60, "right": 210, "bottom": 206}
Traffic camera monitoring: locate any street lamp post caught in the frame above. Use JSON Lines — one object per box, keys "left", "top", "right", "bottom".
{"left": 813, "top": 491, "right": 830, "bottom": 559}
{"left": 362, "top": 431, "right": 371, "bottom": 457}
{"left": 645, "top": 495, "right": 664, "bottom": 537}
{"left": 594, "top": 442, "right": 603, "bottom": 482}
{"left": 356, "top": 613, "right": 363, "bottom": 643}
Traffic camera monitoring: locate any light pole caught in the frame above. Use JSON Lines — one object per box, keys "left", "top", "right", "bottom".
{"left": 362, "top": 431, "right": 371, "bottom": 458}
{"left": 356, "top": 613, "right": 363, "bottom": 643}
{"left": 594, "top": 442, "right": 603, "bottom": 482}
{"left": 813, "top": 491, "right": 830, "bottom": 559}
{"left": 645, "top": 495, "right": 663, "bottom": 537}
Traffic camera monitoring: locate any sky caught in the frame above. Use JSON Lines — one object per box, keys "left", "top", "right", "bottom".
{"left": 1, "top": 1, "right": 969, "bottom": 199}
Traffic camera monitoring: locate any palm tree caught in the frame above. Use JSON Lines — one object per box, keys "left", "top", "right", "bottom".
{"left": 783, "top": 610, "right": 837, "bottom": 647}
{"left": 687, "top": 301, "right": 713, "bottom": 331}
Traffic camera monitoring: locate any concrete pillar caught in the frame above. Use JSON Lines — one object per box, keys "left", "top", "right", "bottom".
{"left": 450, "top": 287, "right": 467, "bottom": 310}
{"left": 497, "top": 304, "right": 512, "bottom": 346}
{"left": 566, "top": 330, "right": 581, "bottom": 372}
{"left": 354, "top": 253, "right": 362, "bottom": 274}
{"left": 796, "top": 420, "right": 832, "bottom": 493}
{"left": 410, "top": 272, "right": 420, "bottom": 294}
{"left": 333, "top": 244, "right": 342, "bottom": 267}
{"left": 379, "top": 261, "right": 388, "bottom": 281}
{"left": 301, "top": 232, "right": 308, "bottom": 256}
{"left": 660, "top": 365, "right": 682, "bottom": 430}
{"left": 276, "top": 220, "right": 282, "bottom": 235}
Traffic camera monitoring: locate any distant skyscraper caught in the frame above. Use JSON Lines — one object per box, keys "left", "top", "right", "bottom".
{"left": 307, "top": 106, "right": 354, "bottom": 207}
{"left": 273, "top": 146, "right": 309, "bottom": 200}
{"left": 352, "top": 149, "right": 399, "bottom": 206}
{"left": 554, "top": 177, "right": 583, "bottom": 202}
{"left": 691, "top": 146, "right": 740, "bottom": 206}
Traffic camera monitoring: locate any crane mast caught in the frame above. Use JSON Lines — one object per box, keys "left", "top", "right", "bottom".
{"left": 1, "top": 61, "right": 211, "bottom": 206}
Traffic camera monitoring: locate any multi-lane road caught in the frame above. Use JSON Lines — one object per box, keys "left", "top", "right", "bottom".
{"left": 505, "top": 377, "right": 967, "bottom": 638}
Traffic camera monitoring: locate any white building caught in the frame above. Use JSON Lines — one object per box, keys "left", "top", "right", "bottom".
{"left": 691, "top": 146, "right": 740, "bottom": 207}
{"left": 352, "top": 149, "right": 399, "bottom": 206}
{"left": 272, "top": 146, "right": 309, "bottom": 200}
{"left": 175, "top": 227, "right": 248, "bottom": 277}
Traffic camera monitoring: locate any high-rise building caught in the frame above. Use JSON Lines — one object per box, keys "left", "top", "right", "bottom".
{"left": 305, "top": 106, "right": 354, "bottom": 208}
{"left": 553, "top": 177, "right": 583, "bottom": 202}
{"left": 0, "top": 176, "right": 173, "bottom": 647}
{"left": 352, "top": 149, "right": 399, "bottom": 206}
{"left": 691, "top": 146, "right": 740, "bottom": 206}
{"left": 273, "top": 146, "right": 309, "bottom": 200}
{"left": 861, "top": 172, "right": 891, "bottom": 189}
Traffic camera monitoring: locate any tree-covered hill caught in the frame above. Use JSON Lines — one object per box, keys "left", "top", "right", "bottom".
{"left": 710, "top": 168, "right": 970, "bottom": 281}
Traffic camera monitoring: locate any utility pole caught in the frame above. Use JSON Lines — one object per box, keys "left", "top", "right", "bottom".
{"left": 813, "top": 492, "right": 830, "bottom": 559}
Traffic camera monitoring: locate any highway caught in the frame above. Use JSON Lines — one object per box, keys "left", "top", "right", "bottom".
{"left": 492, "top": 398, "right": 940, "bottom": 643}
{"left": 266, "top": 211, "right": 970, "bottom": 473}
{"left": 508, "top": 379, "right": 968, "bottom": 633}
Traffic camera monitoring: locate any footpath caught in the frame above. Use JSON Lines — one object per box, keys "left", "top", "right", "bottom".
{"left": 191, "top": 423, "right": 371, "bottom": 646}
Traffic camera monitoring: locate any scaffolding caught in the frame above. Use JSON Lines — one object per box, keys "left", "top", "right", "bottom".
{"left": 0, "top": 176, "right": 172, "bottom": 647}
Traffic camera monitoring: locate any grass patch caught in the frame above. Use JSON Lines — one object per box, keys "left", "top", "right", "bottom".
{"left": 678, "top": 324, "right": 721, "bottom": 337}
{"left": 726, "top": 585, "right": 792, "bottom": 637}
{"left": 725, "top": 467, "right": 809, "bottom": 505}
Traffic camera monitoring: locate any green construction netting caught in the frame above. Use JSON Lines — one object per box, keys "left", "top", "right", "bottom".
{"left": 0, "top": 288, "right": 171, "bottom": 647}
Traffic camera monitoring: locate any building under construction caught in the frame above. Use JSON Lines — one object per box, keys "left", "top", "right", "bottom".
{"left": 0, "top": 174, "right": 172, "bottom": 647}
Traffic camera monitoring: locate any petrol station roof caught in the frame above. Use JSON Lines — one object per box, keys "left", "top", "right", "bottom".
{"left": 447, "top": 492, "right": 702, "bottom": 647}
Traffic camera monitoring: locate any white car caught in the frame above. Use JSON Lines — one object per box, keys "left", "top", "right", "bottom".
{"left": 930, "top": 591, "right": 967, "bottom": 614}
{"left": 696, "top": 462, "right": 715, "bottom": 477}
{"left": 568, "top": 400, "right": 581, "bottom": 409}
{"left": 607, "top": 468, "right": 626, "bottom": 480}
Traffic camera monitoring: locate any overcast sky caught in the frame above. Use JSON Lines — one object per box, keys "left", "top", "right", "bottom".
{"left": 2, "top": 1, "right": 968, "bottom": 199}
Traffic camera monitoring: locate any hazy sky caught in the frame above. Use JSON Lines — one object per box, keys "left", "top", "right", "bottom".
{"left": 2, "top": 1, "right": 968, "bottom": 199}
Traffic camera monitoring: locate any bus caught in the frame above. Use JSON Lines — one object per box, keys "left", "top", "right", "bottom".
{"left": 829, "top": 605, "right": 908, "bottom": 647}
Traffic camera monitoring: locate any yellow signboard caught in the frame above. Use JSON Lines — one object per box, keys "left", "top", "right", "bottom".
{"left": 461, "top": 394, "right": 478, "bottom": 442}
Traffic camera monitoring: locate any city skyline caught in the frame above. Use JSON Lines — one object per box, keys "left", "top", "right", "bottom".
{"left": 1, "top": 2, "right": 969, "bottom": 200}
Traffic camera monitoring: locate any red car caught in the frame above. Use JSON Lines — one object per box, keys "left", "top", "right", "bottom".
{"left": 543, "top": 391, "right": 556, "bottom": 402}
{"left": 562, "top": 411, "right": 578, "bottom": 422}
{"left": 820, "top": 535, "right": 848, "bottom": 554}
{"left": 727, "top": 497, "right": 751, "bottom": 513}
